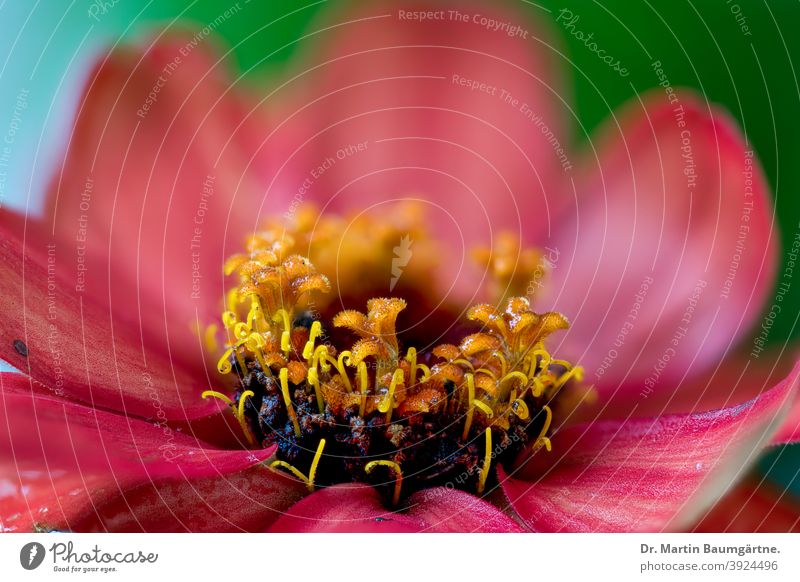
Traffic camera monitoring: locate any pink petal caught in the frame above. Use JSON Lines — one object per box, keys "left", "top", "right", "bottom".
{"left": 0, "top": 373, "right": 288, "bottom": 532}
{"left": 268, "top": 483, "right": 522, "bottom": 532}
{"left": 499, "top": 360, "right": 800, "bottom": 532}
{"left": 33, "top": 34, "right": 295, "bottom": 402}
{"left": 68, "top": 465, "right": 306, "bottom": 532}
{"left": 692, "top": 478, "right": 800, "bottom": 532}
{"left": 281, "top": 0, "right": 570, "bottom": 304}
{"left": 0, "top": 222, "right": 219, "bottom": 419}
{"left": 545, "top": 90, "right": 777, "bottom": 402}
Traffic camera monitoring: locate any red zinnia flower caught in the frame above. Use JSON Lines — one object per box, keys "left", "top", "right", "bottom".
{"left": 1, "top": 1, "right": 798, "bottom": 533}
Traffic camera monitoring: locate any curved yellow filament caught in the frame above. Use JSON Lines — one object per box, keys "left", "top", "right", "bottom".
{"left": 236, "top": 390, "right": 256, "bottom": 445}
{"left": 529, "top": 347, "right": 551, "bottom": 378}
{"left": 279, "top": 367, "right": 301, "bottom": 437}
{"left": 379, "top": 368, "right": 405, "bottom": 422}
{"left": 307, "top": 366, "right": 325, "bottom": 413}
{"left": 416, "top": 363, "right": 432, "bottom": 383}
{"left": 226, "top": 287, "right": 239, "bottom": 314}
{"left": 472, "top": 399, "right": 494, "bottom": 418}
{"left": 365, "top": 460, "right": 403, "bottom": 507}
{"left": 552, "top": 365, "right": 584, "bottom": 393}
{"left": 511, "top": 398, "right": 530, "bottom": 420}
{"left": 462, "top": 373, "right": 476, "bottom": 441}
{"left": 201, "top": 390, "right": 233, "bottom": 406}
{"left": 405, "top": 347, "right": 418, "bottom": 386}
{"left": 453, "top": 358, "right": 475, "bottom": 372}
{"left": 269, "top": 460, "right": 309, "bottom": 485}
{"left": 475, "top": 367, "right": 498, "bottom": 382}
{"left": 216, "top": 348, "right": 235, "bottom": 374}
{"left": 307, "top": 438, "right": 326, "bottom": 492}
{"left": 477, "top": 428, "right": 492, "bottom": 495}
{"left": 302, "top": 321, "right": 323, "bottom": 361}
{"left": 535, "top": 405, "right": 553, "bottom": 452}
{"left": 358, "top": 361, "right": 369, "bottom": 416}
{"left": 280, "top": 330, "right": 291, "bottom": 355}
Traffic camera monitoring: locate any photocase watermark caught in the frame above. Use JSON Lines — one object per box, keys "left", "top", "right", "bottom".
{"left": 526, "top": 246, "right": 560, "bottom": 296}
{"left": 556, "top": 9, "right": 629, "bottom": 77}
{"left": 390, "top": 235, "right": 413, "bottom": 291}
{"left": 20, "top": 542, "right": 46, "bottom": 570}
{"left": 751, "top": 219, "right": 800, "bottom": 358}
{"left": 720, "top": 150, "right": 756, "bottom": 300}
{"left": 142, "top": 371, "right": 181, "bottom": 463}
{"left": 87, "top": 0, "right": 122, "bottom": 22}
{"left": 190, "top": 174, "right": 215, "bottom": 300}
{"left": 595, "top": 275, "right": 654, "bottom": 380}
{"left": 451, "top": 74, "right": 573, "bottom": 172}
{"left": 136, "top": 3, "right": 245, "bottom": 119}
{"left": 640, "top": 279, "right": 707, "bottom": 398}
{"left": 285, "top": 141, "right": 370, "bottom": 220}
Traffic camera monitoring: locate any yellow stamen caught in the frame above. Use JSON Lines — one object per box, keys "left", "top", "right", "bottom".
{"left": 269, "top": 438, "right": 326, "bottom": 491}
{"left": 462, "top": 373, "right": 476, "bottom": 441}
{"left": 216, "top": 348, "right": 235, "bottom": 374}
{"left": 226, "top": 287, "right": 239, "bottom": 314}
{"left": 511, "top": 398, "right": 530, "bottom": 420}
{"left": 279, "top": 367, "right": 301, "bottom": 437}
{"left": 477, "top": 429, "right": 492, "bottom": 495}
{"left": 472, "top": 399, "right": 494, "bottom": 418}
{"left": 302, "top": 321, "right": 323, "bottom": 361}
{"left": 201, "top": 390, "right": 233, "bottom": 406}
{"left": 365, "top": 460, "right": 403, "bottom": 507}
{"left": 416, "top": 363, "right": 432, "bottom": 382}
{"left": 405, "top": 347, "right": 419, "bottom": 386}
{"left": 358, "top": 361, "right": 369, "bottom": 416}
{"left": 280, "top": 331, "right": 291, "bottom": 354}
{"left": 529, "top": 346, "right": 551, "bottom": 378}
{"left": 535, "top": 405, "right": 553, "bottom": 452}
{"left": 475, "top": 367, "right": 498, "bottom": 382}
{"left": 499, "top": 371, "right": 528, "bottom": 402}
{"left": 236, "top": 390, "right": 256, "bottom": 445}
{"left": 453, "top": 358, "right": 475, "bottom": 372}
{"left": 307, "top": 438, "right": 326, "bottom": 492}
{"left": 378, "top": 368, "right": 404, "bottom": 422}
{"left": 307, "top": 366, "right": 325, "bottom": 413}
{"left": 269, "top": 460, "right": 309, "bottom": 484}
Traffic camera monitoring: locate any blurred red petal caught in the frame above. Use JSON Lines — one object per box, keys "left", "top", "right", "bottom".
{"left": 546, "top": 90, "right": 777, "bottom": 404}
{"left": 268, "top": 483, "right": 522, "bottom": 532}
{"left": 692, "top": 479, "right": 800, "bottom": 532}
{"left": 282, "top": 0, "right": 570, "bottom": 304}
{"left": 499, "top": 360, "right": 800, "bottom": 532}
{"left": 33, "top": 33, "right": 296, "bottom": 396}
{"left": 0, "top": 373, "right": 277, "bottom": 532}
{"left": 0, "top": 222, "right": 218, "bottom": 420}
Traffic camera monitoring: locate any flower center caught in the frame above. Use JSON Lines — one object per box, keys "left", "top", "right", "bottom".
{"left": 203, "top": 205, "right": 588, "bottom": 506}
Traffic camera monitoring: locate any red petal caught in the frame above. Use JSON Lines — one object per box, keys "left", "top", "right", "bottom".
{"left": 27, "top": 34, "right": 296, "bottom": 410}
{"left": 499, "top": 360, "right": 800, "bottom": 532}
{"left": 268, "top": 483, "right": 522, "bottom": 532}
{"left": 0, "top": 224, "right": 218, "bottom": 419}
{"left": 282, "top": 0, "right": 569, "bottom": 304}
{"left": 692, "top": 479, "right": 800, "bottom": 532}
{"left": 0, "top": 374, "right": 282, "bottom": 532}
{"left": 546, "top": 90, "right": 777, "bottom": 402}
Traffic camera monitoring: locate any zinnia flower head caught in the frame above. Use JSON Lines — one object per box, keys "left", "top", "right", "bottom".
{"left": 1, "top": 0, "right": 799, "bottom": 533}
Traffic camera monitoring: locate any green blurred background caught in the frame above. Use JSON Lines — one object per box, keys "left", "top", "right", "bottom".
{"left": 1, "top": 0, "right": 798, "bottom": 500}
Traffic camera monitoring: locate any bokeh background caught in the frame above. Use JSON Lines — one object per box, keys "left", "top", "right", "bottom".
{"left": 1, "top": 0, "right": 798, "bottom": 503}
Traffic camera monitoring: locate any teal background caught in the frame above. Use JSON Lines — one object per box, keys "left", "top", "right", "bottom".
{"left": 1, "top": 1, "right": 798, "bottom": 502}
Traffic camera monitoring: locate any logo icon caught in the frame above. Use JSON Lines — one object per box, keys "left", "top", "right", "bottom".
{"left": 390, "top": 235, "right": 413, "bottom": 292}
{"left": 20, "top": 542, "right": 46, "bottom": 570}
